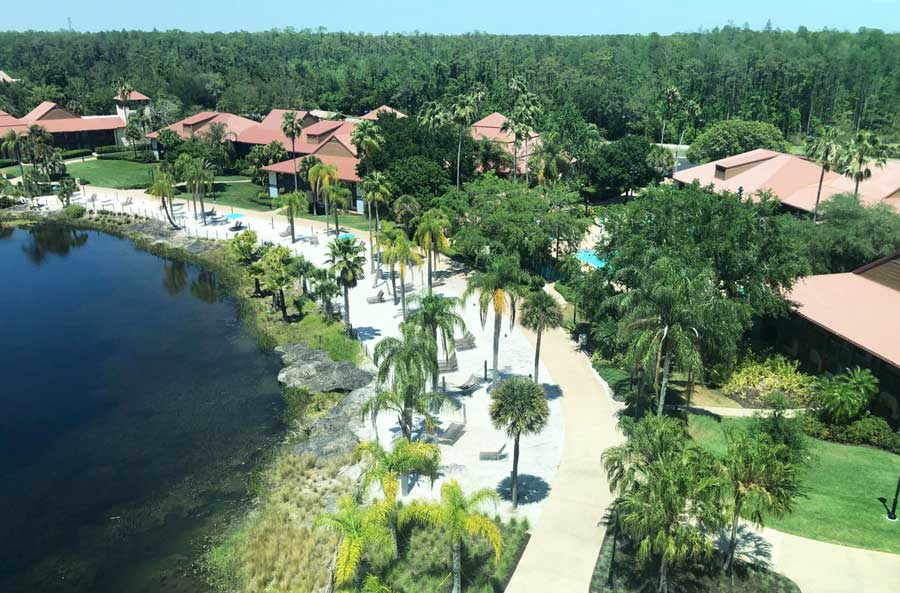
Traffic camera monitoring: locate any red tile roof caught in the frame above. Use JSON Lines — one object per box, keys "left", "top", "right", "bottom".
{"left": 38, "top": 115, "right": 125, "bottom": 133}
{"left": 470, "top": 112, "right": 542, "bottom": 174}
{"left": 148, "top": 111, "right": 257, "bottom": 140}
{"left": 115, "top": 90, "right": 151, "bottom": 102}
{"left": 236, "top": 111, "right": 339, "bottom": 152}
{"left": 263, "top": 153, "right": 360, "bottom": 183}
{"left": 788, "top": 262, "right": 900, "bottom": 369}
{"left": 673, "top": 149, "right": 900, "bottom": 214}
{"left": 361, "top": 105, "right": 407, "bottom": 120}
{"left": 24, "top": 101, "right": 62, "bottom": 121}
{"left": 303, "top": 119, "right": 344, "bottom": 136}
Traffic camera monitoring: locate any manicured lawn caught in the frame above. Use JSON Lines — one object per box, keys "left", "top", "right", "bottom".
{"left": 1, "top": 164, "right": 30, "bottom": 178}
{"left": 67, "top": 159, "right": 159, "bottom": 189}
{"left": 214, "top": 174, "right": 253, "bottom": 182}
{"left": 294, "top": 211, "right": 372, "bottom": 232}
{"left": 207, "top": 181, "right": 274, "bottom": 212}
{"left": 688, "top": 414, "right": 900, "bottom": 554}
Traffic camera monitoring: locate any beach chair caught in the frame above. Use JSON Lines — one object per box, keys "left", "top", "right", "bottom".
{"left": 230, "top": 221, "right": 244, "bottom": 232}
{"left": 123, "top": 196, "right": 133, "bottom": 206}
{"left": 431, "top": 422, "right": 466, "bottom": 445}
{"left": 479, "top": 443, "right": 507, "bottom": 461}
{"left": 366, "top": 290, "right": 385, "bottom": 304}
{"left": 454, "top": 330, "right": 476, "bottom": 351}
{"left": 438, "top": 352, "right": 458, "bottom": 374}
{"left": 454, "top": 373, "right": 483, "bottom": 393}
{"left": 279, "top": 226, "right": 293, "bottom": 238}
{"left": 310, "top": 234, "right": 319, "bottom": 245}
{"left": 432, "top": 277, "right": 446, "bottom": 288}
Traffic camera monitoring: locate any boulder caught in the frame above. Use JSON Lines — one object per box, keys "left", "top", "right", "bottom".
{"left": 292, "top": 382, "right": 376, "bottom": 460}
{"left": 275, "top": 343, "right": 373, "bottom": 393}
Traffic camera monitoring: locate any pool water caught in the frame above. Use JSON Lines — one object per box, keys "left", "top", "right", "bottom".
{"left": 338, "top": 233, "right": 355, "bottom": 240}
{"left": 576, "top": 249, "right": 606, "bottom": 268}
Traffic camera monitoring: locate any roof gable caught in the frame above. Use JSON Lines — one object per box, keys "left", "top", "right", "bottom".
{"left": 472, "top": 112, "right": 507, "bottom": 129}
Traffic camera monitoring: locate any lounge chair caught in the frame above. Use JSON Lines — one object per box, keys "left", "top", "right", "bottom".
{"left": 366, "top": 290, "right": 385, "bottom": 304}
{"left": 230, "top": 221, "right": 244, "bottom": 231}
{"left": 431, "top": 422, "right": 466, "bottom": 445}
{"left": 438, "top": 352, "right": 458, "bottom": 374}
{"left": 479, "top": 443, "right": 507, "bottom": 461}
{"left": 431, "top": 277, "right": 446, "bottom": 287}
{"left": 454, "top": 373, "right": 483, "bottom": 393}
{"left": 455, "top": 330, "right": 476, "bottom": 351}
{"left": 122, "top": 196, "right": 133, "bottom": 206}
{"left": 279, "top": 226, "right": 293, "bottom": 238}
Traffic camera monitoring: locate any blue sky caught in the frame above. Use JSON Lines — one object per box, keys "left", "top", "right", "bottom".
{"left": 4, "top": 0, "right": 900, "bottom": 34}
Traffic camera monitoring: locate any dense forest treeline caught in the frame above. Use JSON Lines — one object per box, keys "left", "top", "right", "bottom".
{"left": 1, "top": 27, "right": 899, "bottom": 142}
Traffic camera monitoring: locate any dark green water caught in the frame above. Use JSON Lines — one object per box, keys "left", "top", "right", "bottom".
{"left": 0, "top": 224, "right": 283, "bottom": 593}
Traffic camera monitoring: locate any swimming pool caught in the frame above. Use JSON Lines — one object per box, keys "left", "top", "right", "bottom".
{"left": 576, "top": 249, "right": 606, "bottom": 268}
{"left": 338, "top": 233, "right": 355, "bottom": 241}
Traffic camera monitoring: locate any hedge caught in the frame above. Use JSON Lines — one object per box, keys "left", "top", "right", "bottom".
{"left": 60, "top": 148, "right": 93, "bottom": 159}
{"left": 97, "top": 151, "right": 155, "bottom": 163}
{"left": 95, "top": 144, "right": 130, "bottom": 154}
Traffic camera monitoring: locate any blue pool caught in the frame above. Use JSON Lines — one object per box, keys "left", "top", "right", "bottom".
{"left": 576, "top": 249, "right": 606, "bottom": 268}
{"left": 338, "top": 233, "right": 355, "bottom": 240}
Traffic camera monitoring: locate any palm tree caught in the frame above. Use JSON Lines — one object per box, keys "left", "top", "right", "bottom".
{"left": 329, "top": 184, "right": 352, "bottom": 233}
{"left": 450, "top": 94, "right": 477, "bottom": 189}
{"left": 261, "top": 245, "right": 293, "bottom": 320}
{"left": 147, "top": 172, "right": 179, "bottom": 228}
{"left": 677, "top": 99, "right": 701, "bottom": 151}
{"left": 313, "top": 270, "right": 341, "bottom": 320}
{"left": 721, "top": 429, "right": 799, "bottom": 576}
{"left": 841, "top": 130, "right": 888, "bottom": 197}
{"left": 327, "top": 237, "right": 366, "bottom": 335}
{"left": 280, "top": 110, "right": 303, "bottom": 191}
{"left": 355, "top": 438, "right": 441, "bottom": 554}
{"left": 391, "top": 233, "right": 423, "bottom": 319}
{"left": 520, "top": 290, "right": 563, "bottom": 383}
{"left": 660, "top": 85, "right": 681, "bottom": 144}
{"left": 489, "top": 378, "right": 550, "bottom": 508}
{"left": 805, "top": 126, "right": 844, "bottom": 221}
{"left": 114, "top": 80, "right": 135, "bottom": 104}
{"left": 361, "top": 172, "right": 393, "bottom": 272}
{"left": 399, "top": 481, "right": 503, "bottom": 593}
{"left": 183, "top": 157, "right": 214, "bottom": 224}
{"left": 228, "top": 230, "right": 264, "bottom": 293}
{"left": 314, "top": 495, "right": 392, "bottom": 588}
{"left": 278, "top": 191, "right": 305, "bottom": 243}
{"left": 602, "top": 415, "right": 722, "bottom": 593}
{"left": 464, "top": 256, "right": 529, "bottom": 374}
{"left": 351, "top": 119, "right": 384, "bottom": 176}
{"left": 476, "top": 137, "right": 513, "bottom": 175}
{"left": 413, "top": 209, "right": 450, "bottom": 293}
{"left": 410, "top": 293, "right": 466, "bottom": 391}
{"left": 309, "top": 162, "right": 339, "bottom": 229}
{"left": 1, "top": 130, "right": 28, "bottom": 180}
{"left": 290, "top": 254, "right": 315, "bottom": 296}
{"left": 376, "top": 222, "right": 404, "bottom": 304}
{"left": 501, "top": 116, "right": 530, "bottom": 182}
{"left": 372, "top": 322, "right": 438, "bottom": 439}
{"left": 391, "top": 194, "right": 422, "bottom": 236}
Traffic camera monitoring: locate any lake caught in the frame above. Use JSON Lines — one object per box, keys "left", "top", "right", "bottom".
{"left": 0, "top": 223, "right": 283, "bottom": 593}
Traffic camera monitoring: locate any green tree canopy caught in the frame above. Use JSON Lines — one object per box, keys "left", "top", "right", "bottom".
{"left": 686, "top": 119, "right": 788, "bottom": 163}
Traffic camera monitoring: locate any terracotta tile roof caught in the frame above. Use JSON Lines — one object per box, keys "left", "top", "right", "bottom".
{"left": 303, "top": 119, "right": 344, "bottom": 136}
{"left": 38, "top": 115, "right": 125, "bottom": 133}
{"left": 24, "top": 101, "right": 61, "bottom": 121}
{"left": 236, "top": 111, "right": 344, "bottom": 153}
{"left": 788, "top": 262, "right": 900, "bottom": 369}
{"left": 115, "top": 90, "right": 150, "bottom": 102}
{"left": 673, "top": 150, "right": 900, "bottom": 214}
{"left": 147, "top": 111, "right": 257, "bottom": 140}
{"left": 263, "top": 153, "right": 361, "bottom": 183}
{"left": 360, "top": 105, "right": 407, "bottom": 120}
{"left": 470, "top": 111, "right": 542, "bottom": 174}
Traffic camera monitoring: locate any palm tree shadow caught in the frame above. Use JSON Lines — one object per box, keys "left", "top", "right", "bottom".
{"left": 354, "top": 326, "right": 382, "bottom": 340}
{"left": 496, "top": 474, "right": 551, "bottom": 505}
{"left": 712, "top": 524, "right": 773, "bottom": 569}
{"left": 541, "top": 382, "right": 563, "bottom": 400}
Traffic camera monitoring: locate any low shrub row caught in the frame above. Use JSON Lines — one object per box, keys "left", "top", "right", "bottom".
{"left": 95, "top": 144, "right": 129, "bottom": 154}
{"left": 722, "top": 355, "right": 814, "bottom": 406}
{"left": 60, "top": 148, "right": 93, "bottom": 159}
{"left": 0, "top": 158, "right": 16, "bottom": 168}
{"left": 799, "top": 413, "right": 900, "bottom": 454}
{"left": 97, "top": 151, "right": 155, "bottom": 163}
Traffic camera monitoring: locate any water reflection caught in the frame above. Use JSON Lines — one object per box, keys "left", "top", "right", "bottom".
{"left": 0, "top": 225, "right": 13, "bottom": 240}
{"left": 190, "top": 270, "right": 219, "bottom": 304}
{"left": 21, "top": 224, "right": 89, "bottom": 264}
{"left": 162, "top": 260, "right": 188, "bottom": 295}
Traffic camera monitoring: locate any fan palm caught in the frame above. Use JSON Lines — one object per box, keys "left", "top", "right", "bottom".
{"left": 677, "top": 99, "right": 701, "bottom": 150}
{"left": 388, "top": 233, "right": 422, "bottom": 319}
{"left": 805, "top": 126, "right": 844, "bottom": 221}
{"left": 520, "top": 290, "right": 563, "bottom": 383}
{"left": 361, "top": 171, "right": 392, "bottom": 271}
{"left": 450, "top": 93, "right": 477, "bottom": 189}
{"left": 314, "top": 496, "right": 392, "bottom": 588}
{"left": 376, "top": 222, "right": 404, "bottom": 303}
{"left": 308, "top": 162, "right": 339, "bottom": 227}
{"left": 147, "top": 172, "right": 179, "bottom": 228}
{"left": 351, "top": 119, "right": 384, "bottom": 176}
{"left": 327, "top": 237, "right": 366, "bottom": 335}
{"left": 355, "top": 438, "right": 441, "bottom": 554}
{"left": 413, "top": 209, "right": 450, "bottom": 293}
{"left": 409, "top": 293, "right": 466, "bottom": 391}
{"left": 489, "top": 378, "right": 550, "bottom": 508}
{"left": 399, "top": 481, "right": 503, "bottom": 593}
{"left": 660, "top": 85, "right": 681, "bottom": 144}
{"left": 372, "top": 322, "right": 438, "bottom": 440}
{"left": 280, "top": 110, "right": 303, "bottom": 190}
{"left": 841, "top": 130, "right": 888, "bottom": 196}
{"left": 464, "top": 256, "right": 529, "bottom": 374}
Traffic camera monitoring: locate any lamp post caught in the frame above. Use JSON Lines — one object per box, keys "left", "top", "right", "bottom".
{"left": 889, "top": 472, "right": 899, "bottom": 522}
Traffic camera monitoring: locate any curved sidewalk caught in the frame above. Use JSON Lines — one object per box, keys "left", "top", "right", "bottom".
{"left": 505, "top": 323, "right": 624, "bottom": 593}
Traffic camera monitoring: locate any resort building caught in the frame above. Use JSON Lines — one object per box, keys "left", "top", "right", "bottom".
{"left": 147, "top": 111, "right": 258, "bottom": 157}
{"left": 673, "top": 148, "right": 900, "bottom": 214}
{"left": 0, "top": 101, "right": 126, "bottom": 149}
{"left": 114, "top": 89, "right": 152, "bottom": 122}
{"left": 779, "top": 253, "right": 900, "bottom": 425}
{"left": 234, "top": 109, "right": 326, "bottom": 156}
{"left": 360, "top": 105, "right": 407, "bottom": 120}
{"left": 470, "top": 112, "right": 542, "bottom": 176}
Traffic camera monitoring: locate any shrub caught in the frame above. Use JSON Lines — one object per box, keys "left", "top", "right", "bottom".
{"left": 95, "top": 144, "right": 129, "bottom": 154}
{"left": 845, "top": 416, "right": 898, "bottom": 450}
{"left": 63, "top": 204, "right": 86, "bottom": 219}
{"left": 813, "top": 366, "right": 879, "bottom": 425}
{"left": 60, "top": 148, "right": 93, "bottom": 159}
{"left": 0, "top": 158, "right": 16, "bottom": 168}
{"left": 722, "top": 355, "right": 814, "bottom": 406}
{"left": 97, "top": 151, "right": 155, "bottom": 163}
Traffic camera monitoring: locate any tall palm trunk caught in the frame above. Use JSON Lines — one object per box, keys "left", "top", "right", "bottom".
{"left": 533, "top": 328, "right": 542, "bottom": 383}
{"left": 342, "top": 286, "right": 351, "bottom": 335}
{"left": 16, "top": 147, "right": 25, "bottom": 180}
{"left": 289, "top": 207, "right": 296, "bottom": 243}
{"left": 660, "top": 118, "right": 667, "bottom": 144}
{"left": 657, "top": 346, "right": 673, "bottom": 415}
{"left": 854, "top": 175, "right": 861, "bottom": 196}
{"left": 426, "top": 247, "right": 433, "bottom": 294}
{"left": 400, "top": 266, "right": 408, "bottom": 319}
{"left": 813, "top": 165, "right": 826, "bottom": 221}
{"left": 431, "top": 324, "right": 439, "bottom": 393}
{"left": 456, "top": 126, "right": 464, "bottom": 189}
{"left": 162, "top": 197, "right": 179, "bottom": 229}
{"left": 324, "top": 192, "right": 330, "bottom": 231}
{"left": 390, "top": 263, "right": 398, "bottom": 304}
{"left": 658, "top": 554, "right": 668, "bottom": 593}
{"left": 199, "top": 191, "right": 207, "bottom": 225}
{"left": 279, "top": 289, "right": 287, "bottom": 320}
{"left": 723, "top": 499, "right": 743, "bottom": 575}
{"left": 512, "top": 432, "right": 521, "bottom": 507}
{"left": 492, "top": 309, "right": 502, "bottom": 373}
{"left": 451, "top": 539, "right": 462, "bottom": 593}
{"left": 291, "top": 138, "right": 298, "bottom": 191}
{"left": 334, "top": 202, "right": 340, "bottom": 233}
{"left": 190, "top": 188, "right": 198, "bottom": 218}
{"left": 368, "top": 201, "right": 374, "bottom": 272}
